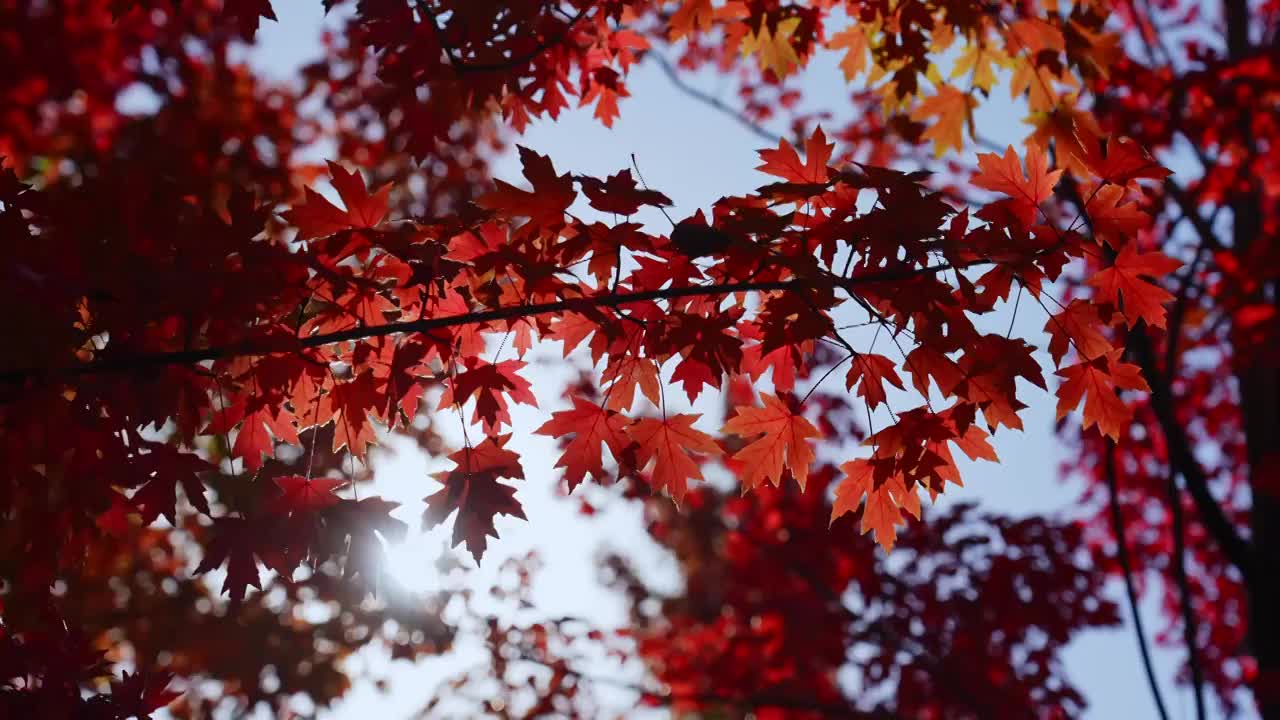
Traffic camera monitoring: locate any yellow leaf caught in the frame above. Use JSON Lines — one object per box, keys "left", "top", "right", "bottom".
{"left": 951, "top": 44, "right": 1010, "bottom": 93}
{"left": 909, "top": 86, "right": 975, "bottom": 156}
{"left": 741, "top": 16, "right": 802, "bottom": 78}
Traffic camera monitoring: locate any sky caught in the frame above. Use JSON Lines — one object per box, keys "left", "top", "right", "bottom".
{"left": 241, "top": 4, "right": 1211, "bottom": 718}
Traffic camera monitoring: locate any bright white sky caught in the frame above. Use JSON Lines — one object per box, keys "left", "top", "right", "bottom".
{"left": 238, "top": 4, "right": 1212, "bottom": 718}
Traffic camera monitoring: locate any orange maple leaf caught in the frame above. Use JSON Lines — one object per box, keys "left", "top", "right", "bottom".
{"left": 1055, "top": 349, "right": 1150, "bottom": 440}
{"left": 627, "top": 414, "right": 721, "bottom": 502}
{"left": 740, "top": 16, "right": 803, "bottom": 77}
{"left": 827, "top": 24, "right": 869, "bottom": 81}
{"left": 1087, "top": 245, "right": 1181, "bottom": 328}
{"left": 668, "top": 0, "right": 714, "bottom": 40}
{"left": 600, "top": 354, "right": 661, "bottom": 412}
{"left": 756, "top": 126, "right": 833, "bottom": 184}
{"left": 972, "top": 143, "right": 1062, "bottom": 215}
{"left": 721, "top": 393, "right": 820, "bottom": 491}
{"left": 534, "top": 397, "right": 629, "bottom": 490}
{"left": 910, "top": 86, "right": 976, "bottom": 157}
{"left": 831, "top": 458, "right": 921, "bottom": 552}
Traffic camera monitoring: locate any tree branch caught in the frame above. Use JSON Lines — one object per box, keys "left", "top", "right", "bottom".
{"left": 1, "top": 263, "right": 961, "bottom": 384}
{"left": 1131, "top": 331, "right": 1253, "bottom": 578}
{"left": 1166, "top": 465, "right": 1208, "bottom": 720}
{"left": 647, "top": 52, "right": 782, "bottom": 144}
{"left": 1105, "top": 439, "right": 1172, "bottom": 720}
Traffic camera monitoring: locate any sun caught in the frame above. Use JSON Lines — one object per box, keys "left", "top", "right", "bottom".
{"left": 380, "top": 530, "right": 446, "bottom": 593}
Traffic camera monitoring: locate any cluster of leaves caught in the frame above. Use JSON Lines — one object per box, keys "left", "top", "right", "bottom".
{"left": 2, "top": 117, "right": 1166, "bottom": 718}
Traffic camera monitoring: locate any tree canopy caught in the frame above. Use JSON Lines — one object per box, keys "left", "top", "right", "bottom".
{"left": 2, "top": 0, "right": 1278, "bottom": 717}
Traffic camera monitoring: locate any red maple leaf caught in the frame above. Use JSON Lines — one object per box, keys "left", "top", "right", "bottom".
{"left": 1087, "top": 244, "right": 1181, "bottom": 327}
{"left": 321, "top": 370, "right": 381, "bottom": 457}
{"left": 282, "top": 161, "right": 391, "bottom": 241}
{"left": 423, "top": 436, "right": 527, "bottom": 562}
{"left": 319, "top": 498, "right": 408, "bottom": 585}
{"left": 439, "top": 359, "right": 538, "bottom": 433}
{"left": 194, "top": 517, "right": 268, "bottom": 606}
{"left": 1075, "top": 135, "right": 1172, "bottom": 188}
{"left": 269, "top": 475, "right": 347, "bottom": 515}
{"left": 578, "top": 169, "right": 672, "bottom": 216}
{"left": 845, "top": 353, "right": 906, "bottom": 410}
{"left": 475, "top": 146, "right": 576, "bottom": 226}
{"left": 129, "top": 443, "right": 212, "bottom": 525}
{"left": 1083, "top": 184, "right": 1150, "bottom": 246}
{"left": 831, "top": 458, "right": 920, "bottom": 552}
{"left": 1044, "top": 299, "right": 1115, "bottom": 366}
{"left": 109, "top": 670, "right": 181, "bottom": 718}
{"left": 756, "top": 126, "right": 833, "bottom": 184}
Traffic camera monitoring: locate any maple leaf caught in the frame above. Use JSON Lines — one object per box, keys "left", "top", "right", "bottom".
{"left": 269, "top": 475, "right": 347, "bottom": 515}
{"left": 972, "top": 144, "right": 1062, "bottom": 225}
{"left": 922, "top": 416, "right": 1000, "bottom": 497}
{"left": 322, "top": 371, "right": 380, "bottom": 457}
{"left": 282, "top": 161, "right": 391, "bottom": 241}
{"left": 439, "top": 359, "right": 538, "bottom": 432}
{"left": 423, "top": 436, "right": 526, "bottom": 562}
{"left": 1075, "top": 135, "right": 1172, "bottom": 188}
{"left": 669, "top": 0, "right": 714, "bottom": 40}
{"left": 600, "top": 354, "right": 662, "bottom": 412}
{"left": 1083, "top": 184, "right": 1150, "bottom": 246}
{"left": 831, "top": 458, "right": 920, "bottom": 552}
{"left": 129, "top": 444, "right": 212, "bottom": 525}
{"left": 722, "top": 393, "right": 820, "bottom": 491}
{"left": 110, "top": 670, "right": 181, "bottom": 718}
{"left": 1044, "top": 299, "right": 1115, "bottom": 366}
{"left": 669, "top": 216, "right": 735, "bottom": 258}
{"left": 827, "top": 25, "right": 870, "bottom": 81}
{"left": 1086, "top": 245, "right": 1181, "bottom": 328}
{"left": 207, "top": 396, "right": 300, "bottom": 472}
{"left": 1055, "top": 350, "right": 1150, "bottom": 440}
{"left": 757, "top": 127, "right": 832, "bottom": 184}
{"left": 910, "top": 86, "right": 976, "bottom": 157}
{"left": 225, "top": 0, "right": 277, "bottom": 39}
{"left": 319, "top": 497, "right": 408, "bottom": 585}
{"left": 845, "top": 353, "right": 905, "bottom": 410}
{"left": 954, "top": 336, "right": 1046, "bottom": 432}
{"left": 195, "top": 517, "right": 268, "bottom": 606}
{"left": 626, "top": 414, "right": 721, "bottom": 502}
{"left": 741, "top": 17, "right": 803, "bottom": 78}
{"left": 904, "top": 346, "right": 965, "bottom": 398}
{"left": 951, "top": 44, "right": 1010, "bottom": 93}
{"left": 475, "top": 146, "right": 576, "bottom": 227}
{"left": 578, "top": 170, "right": 672, "bottom": 216}
{"left": 535, "top": 397, "right": 629, "bottom": 490}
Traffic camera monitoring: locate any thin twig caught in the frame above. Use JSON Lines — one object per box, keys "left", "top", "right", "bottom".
{"left": 1106, "top": 439, "right": 1172, "bottom": 720}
